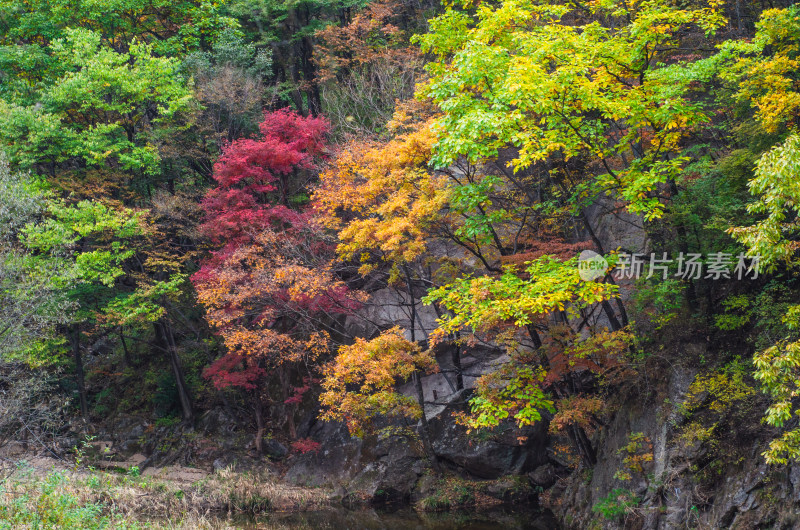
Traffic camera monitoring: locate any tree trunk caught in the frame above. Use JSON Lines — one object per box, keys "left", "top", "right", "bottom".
{"left": 414, "top": 371, "right": 441, "bottom": 472}
{"left": 601, "top": 299, "right": 623, "bottom": 331}
{"left": 279, "top": 365, "right": 297, "bottom": 439}
{"left": 526, "top": 324, "right": 546, "bottom": 366}
{"left": 570, "top": 423, "right": 598, "bottom": 467}
{"left": 119, "top": 332, "right": 135, "bottom": 367}
{"left": 403, "top": 265, "right": 441, "bottom": 471}
{"left": 160, "top": 321, "right": 193, "bottom": 422}
{"left": 451, "top": 340, "right": 464, "bottom": 391}
{"left": 613, "top": 291, "right": 630, "bottom": 328}
{"left": 254, "top": 389, "right": 264, "bottom": 455}
{"left": 71, "top": 326, "right": 89, "bottom": 418}
{"left": 20, "top": 424, "right": 29, "bottom": 451}
{"left": 581, "top": 210, "right": 629, "bottom": 330}
{"left": 554, "top": 383, "right": 597, "bottom": 467}
{"left": 667, "top": 179, "right": 699, "bottom": 313}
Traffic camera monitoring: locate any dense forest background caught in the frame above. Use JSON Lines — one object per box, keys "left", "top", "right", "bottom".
{"left": 3, "top": 0, "right": 800, "bottom": 527}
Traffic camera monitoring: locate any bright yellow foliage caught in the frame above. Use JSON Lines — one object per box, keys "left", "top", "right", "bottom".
{"left": 315, "top": 110, "right": 450, "bottom": 272}
{"left": 319, "top": 327, "right": 438, "bottom": 437}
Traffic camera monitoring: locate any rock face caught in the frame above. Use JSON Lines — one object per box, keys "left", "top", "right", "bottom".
{"left": 283, "top": 388, "right": 552, "bottom": 502}
{"left": 284, "top": 418, "right": 431, "bottom": 504}
{"left": 583, "top": 194, "right": 648, "bottom": 255}
{"left": 550, "top": 349, "right": 800, "bottom": 530}
{"left": 264, "top": 439, "right": 288, "bottom": 460}
{"left": 428, "top": 390, "right": 549, "bottom": 479}
{"left": 283, "top": 420, "right": 365, "bottom": 489}
{"left": 282, "top": 318, "right": 556, "bottom": 502}
{"left": 343, "top": 286, "right": 441, "bottom": 342}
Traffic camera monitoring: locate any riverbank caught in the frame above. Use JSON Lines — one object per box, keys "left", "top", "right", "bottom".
{"left": 0, "top": 456, "right": 331, "bottom": 529}
{"left": 0, "top": 456, "right": 558, "bottom": 529}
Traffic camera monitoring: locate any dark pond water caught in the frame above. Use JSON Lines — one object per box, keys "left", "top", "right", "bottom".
{"left": 235, "top": 507, "right": 560, "bottom": 529}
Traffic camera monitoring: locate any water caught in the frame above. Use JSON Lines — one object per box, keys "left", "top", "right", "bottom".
{"left": 235, "top": 507, "right": 560, "bottom": 529}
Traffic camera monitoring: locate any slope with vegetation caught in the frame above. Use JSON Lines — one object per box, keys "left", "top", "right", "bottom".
{"left": 2, "top": 0, "right": 800, "bottom": 527}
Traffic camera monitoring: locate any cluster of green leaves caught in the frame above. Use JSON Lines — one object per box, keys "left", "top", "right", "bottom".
{"left": 723, "top": 6, "right": 800, "bottom": 464}
{"left": 0, "top": 156, "right": 145, "bottom": 363}
{"left": 0, "top": 470, "right": 110, "bottom": 529}
{"left": 592, "top": 487, "right": 640, "bottom": 521}
{"left": 23, "top": 200, "right": 141, "bottom": 289}
{"left": 0, "top": 157, "right": 70, "bottom": 358}
{"left": 425, "top": 256, "right": 618, "bottom": 334}
{"left": 0, "top": 28, "right": 194, "bottom": 191}
{"left": 423, "top": 256, "right": 620, "bottom": 436}
{"left": 0, "top": 0, "right": 237, "bottom": 55}
{"left": 461, "top": 365, "right": 554, "bottom": 431}
{"left": 9, "top": 192, "right": 145, "bottom": 366}
{"left": 416, "top": 0, "right": 725, "bottom": 220}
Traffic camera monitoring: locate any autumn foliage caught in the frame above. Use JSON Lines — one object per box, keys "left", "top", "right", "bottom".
{"left": 193, "top": 109, "right": 364, "bottom": 444}
{"left": 314, "top": 102, "right": 444, "bottom": 271}
{"left": 320, "top": 327, "right": 437, "bottom": 437}
{"left": 199, "top": 108, "right": 328, "bottom": 248}
{"left": 314, "top": 0, "right": 420, "bottom": 83}
{"left": 7, "top": 0, "right": 800, "bottom": 500}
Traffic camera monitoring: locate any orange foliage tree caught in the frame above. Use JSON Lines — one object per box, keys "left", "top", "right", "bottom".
{"left": 320, "top": 327, "right": 437, "bottom": 436}
{"left": 316, "top": 95, "right": 635, "bottom": 467}
{"left": 314, "top": 0, "right": 425, "bottom": 136}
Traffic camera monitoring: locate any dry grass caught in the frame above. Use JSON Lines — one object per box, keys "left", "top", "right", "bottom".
{"left": 0, "top": 459, "right": 332, "bottom": 529}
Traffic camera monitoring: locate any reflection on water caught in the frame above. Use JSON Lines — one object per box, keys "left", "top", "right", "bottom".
{"left": 236, "top": 507, "right": 560, "bottom": 529}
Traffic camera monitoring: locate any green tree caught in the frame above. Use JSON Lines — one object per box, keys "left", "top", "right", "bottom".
{"left": 722, "top": 6, "right": 800, "bottom": 464}
{"left": 0, "top": 0, "right": 237, "bottom": 55}
{"left": 20, "top": 197, "right": 142, "bottom": 417}
{"left": 416, "top": 0, "right": 725, "bottom": 221}
{"left": 730, "top": 134, "right": 800, "bottom": 464}
{"left": 0, "top": 28, "right": 195, "bottom": 196}
{"left": 227, "top": 0, "right": 370, "bottom": 115}
{"left": 0, "top": 155, "right": 72, "bottom": 359}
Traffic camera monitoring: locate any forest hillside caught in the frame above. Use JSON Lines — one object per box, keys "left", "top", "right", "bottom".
{"left": 2, "top": 0, "right": 800, "bottom": 528}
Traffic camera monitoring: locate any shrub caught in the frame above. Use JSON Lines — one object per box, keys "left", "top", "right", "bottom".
{"left": 592, "top": 488, "right": 640, "bottom": 520}
{"left": 290, "top": 438, "right": 321, "bottom": 454}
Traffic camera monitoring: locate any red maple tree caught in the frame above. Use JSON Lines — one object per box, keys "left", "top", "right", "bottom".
{"left": 193, "top": 109, "right": 363, "bottom": 451}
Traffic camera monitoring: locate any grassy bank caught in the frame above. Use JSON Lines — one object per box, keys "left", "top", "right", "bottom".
{"left": 0, "top": 460, "right": 331, "bottom": 529}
